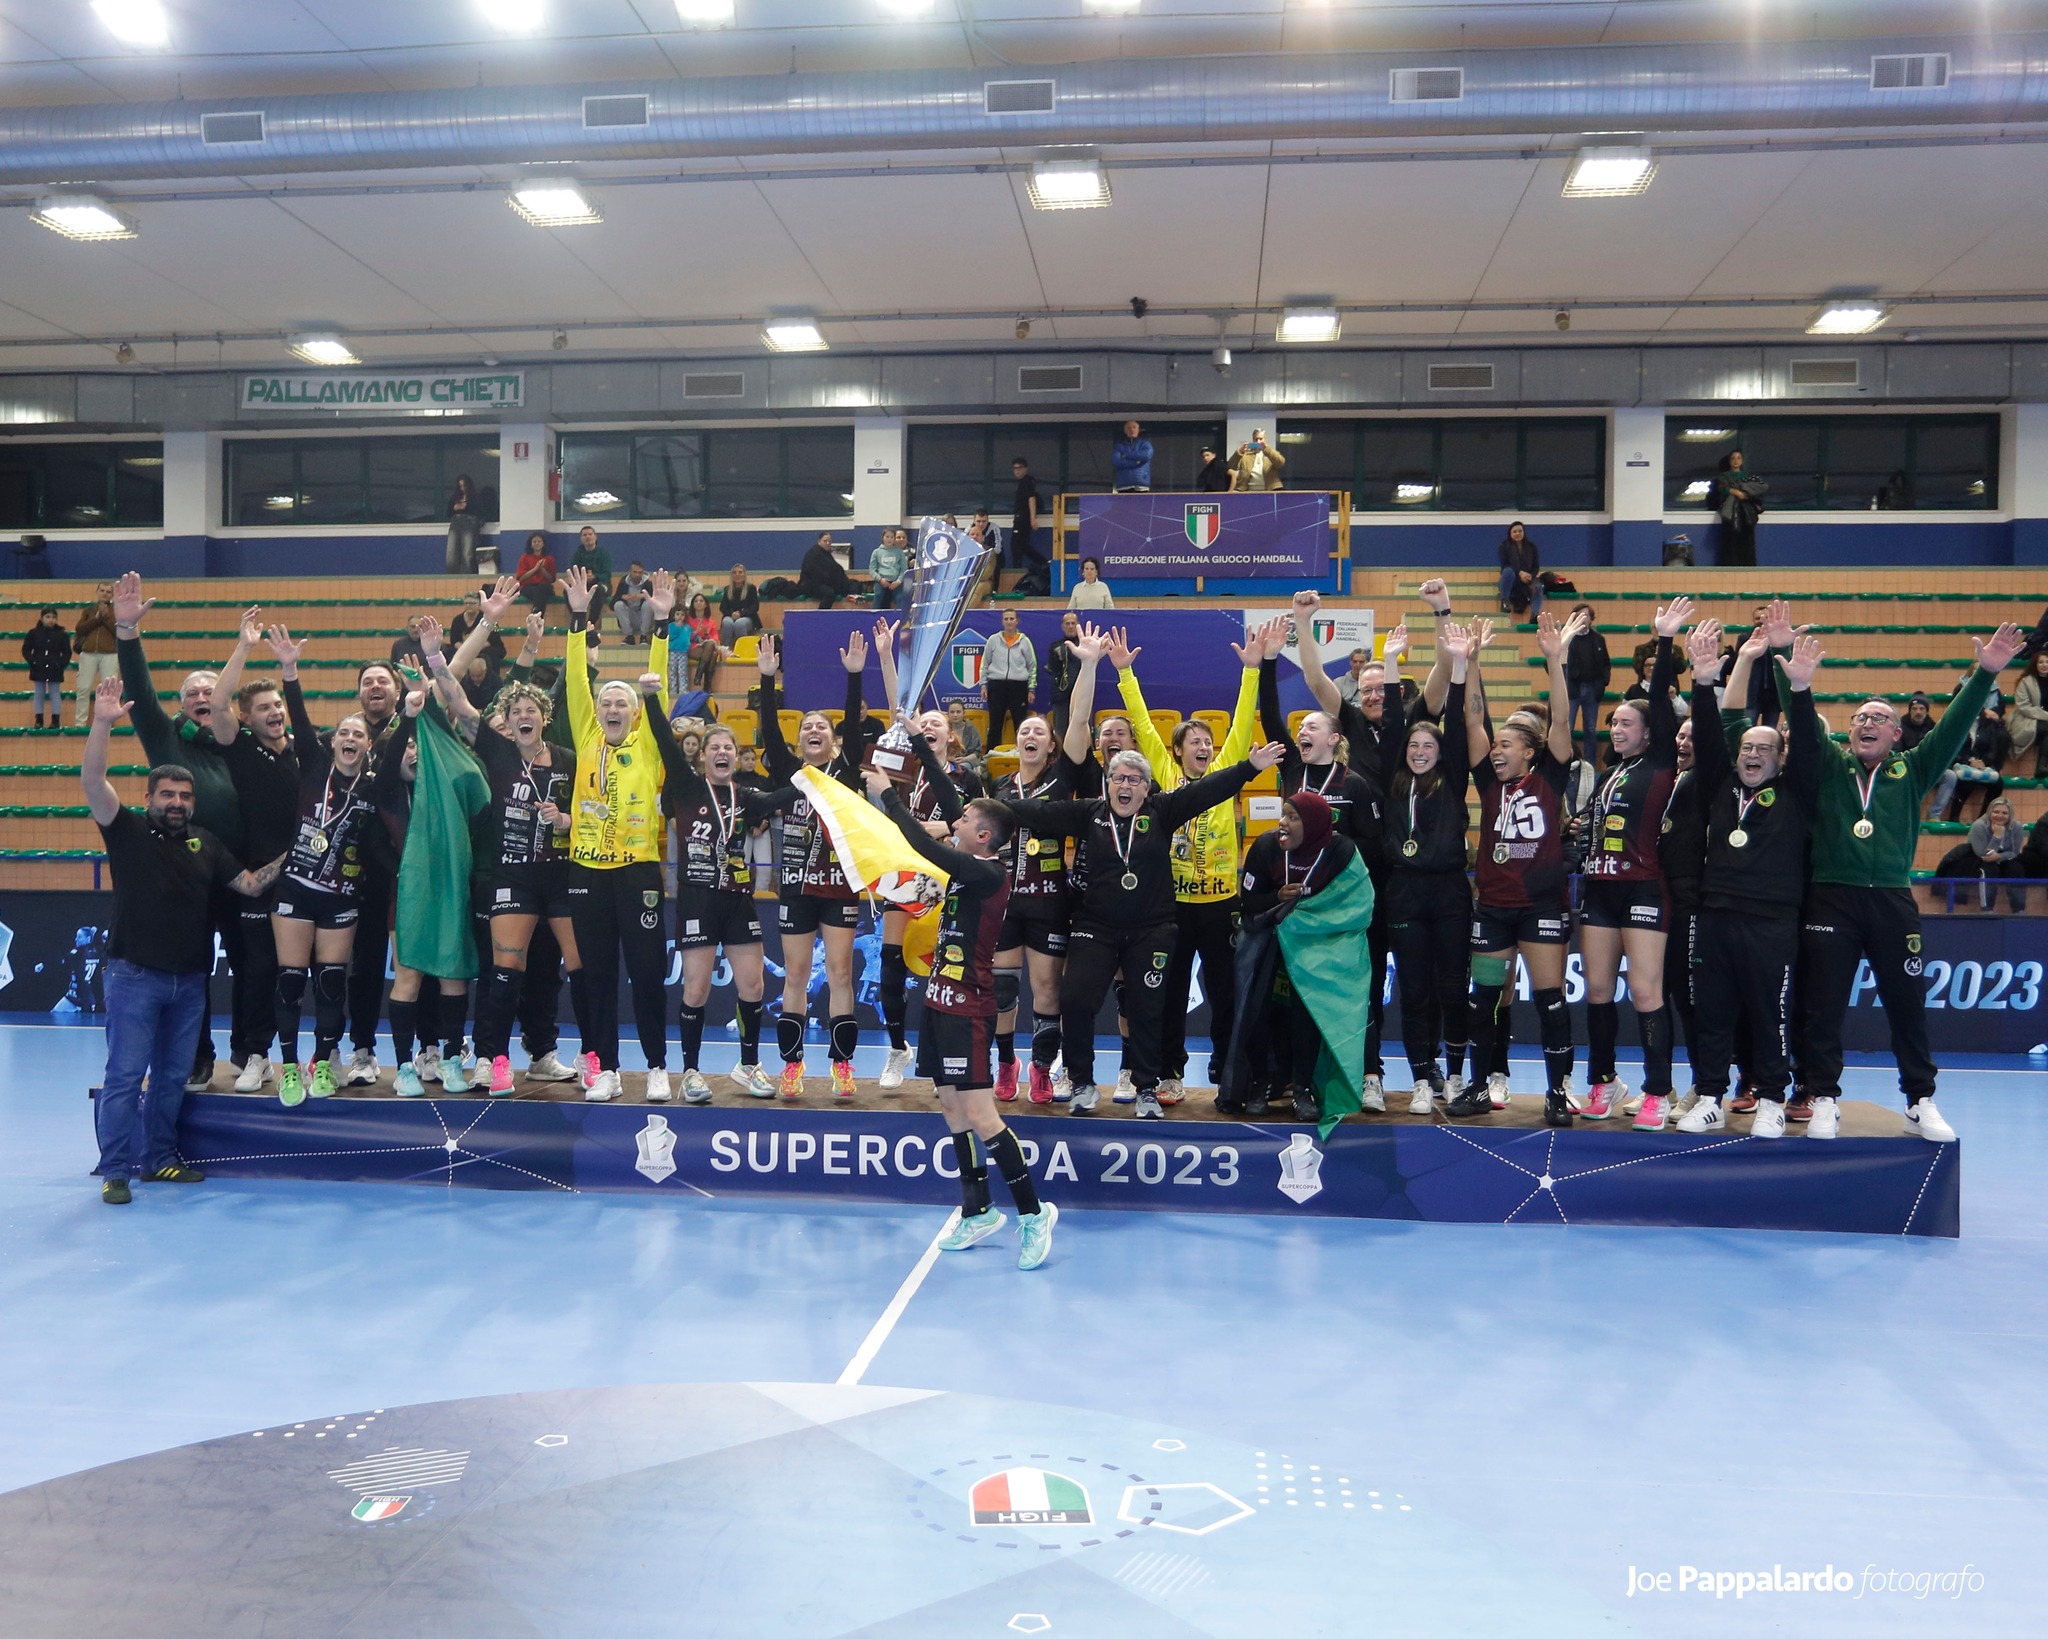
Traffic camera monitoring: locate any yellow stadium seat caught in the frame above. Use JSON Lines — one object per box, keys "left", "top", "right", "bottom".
{"left": 965, "top": 708, "right": 990, "bottom": 742}
{"left": 1245, "top": 764, "right": 1279, "bottom": 793}
{"left": 1287, "top": 709, "right": 1310, "bottom": 738}
{"left": 731, "top": 634, "right": 759, "bottom": 663}
{"left": 1149, "top": 709, "right": 1180, "bottom": 744}
{"left": 1192, "top": 709, "right": 1230, "bottom": 745}
{"left": 778, "top": 709, "right": 803, "bottom": 744}
{"left": 721, "top": 707, "right": 759, "bottom": 746}
{"left": 985, "top": 747, "right": 1019, "bottom": 781}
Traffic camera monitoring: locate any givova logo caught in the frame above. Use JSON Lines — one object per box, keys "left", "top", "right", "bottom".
{"left": 971, "top": 1467, "right": 1093, "bottom": 1525}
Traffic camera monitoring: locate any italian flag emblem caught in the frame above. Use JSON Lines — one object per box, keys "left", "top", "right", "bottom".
{"left": 970, "top": 1467, "right": 1092, "bottom": 1525}
{"left": 352, "top": 1495, "right": 410, "bottom": 1522}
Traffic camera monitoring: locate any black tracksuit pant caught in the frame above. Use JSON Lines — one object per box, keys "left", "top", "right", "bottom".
{"left": 346, "top": 860, "right": 393, "bottom": 1055}
{"left": 1363, "top": 890, "right": 1390, "bottom": 1079}
{"left": 1390, "top": 904, "right": 1470, "bottom": 1082}
{"left": 1063, "top": 918, "right": 1176, "bottom": 1093}
{"left": 985, "top": 680, "right": 1031, "bottom": 750}
{"left": 1159, "top": 898, "right": 1238, "bottom": 1083}
{"left": 567, "top": 862, "right": 670, "bottom": 1073}
{"left": 519, "top": 918, "right": 566, "bottom": 1056}
{"left": 235, "top": 894, "right": 280, "bottom": 1057}
{"left": 1691, "top": 910, "right": 1797, "bottom": 1101}
{"left": 1796, "top": 883, "right": 1937, "bottom": 1104}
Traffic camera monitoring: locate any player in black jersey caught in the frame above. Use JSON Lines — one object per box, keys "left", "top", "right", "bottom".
{"left": 641, "top": 685, "right": 801, "bottom": 1102}
{"left": 863, "top": 768, "right": 1058, "bottom": 1269}
{"left": 756, "top": 630, "right": 870, "bottom": 1099}
{"left": 1577, "top": 596, "right": 1692, "bottom": 1130}
{"left": 424, "top": 600, "right": 593, "bottom": 1097}
{"left": 1463, "top": 607, "right": 1584, "bottom": 1127}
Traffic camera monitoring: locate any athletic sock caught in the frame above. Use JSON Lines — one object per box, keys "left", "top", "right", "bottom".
{"left": 678, "top": 1003, "right": 707, "bottom": 1072}
{"left": 1468, "top": 984, "right": 1502, "bottom": 1087}
{"left": 415, "top": 985, "right": 440, "bottom": 1054}
{"left": 274, "top": 967, "right": 309, "bottom": 1064}
{"left": 736, "top": 997, "right": 763, "bottom": 1066}
{"left": 1535, "top": 987, "right": 1574, "bottom": 1093}
{"left": 388, "top": 995, "right": 418, "bottom": 1065}
{"left": 439, "top": 984, "right": 469, "bottom": 1059}
{"left": 829, "top": 1013, "right": 859, "bottom": 1064}
{"left": 776, "top": 1010, "right": 807, "bottom": 1067}
{"left": 880, "top": 945, "right": 909, "bottom": 1052}
{"left": 995, "top": 1030, "right": 1017, "bottom": 1066}
{"left": 478, "top": 964, "right": 522, "bottom": 1061}
{"left": 1587, "top": 999, "right": 1619, "bottom": 1085}
{"left": 985, "top": 1127, "right": 1041, "bottom": 1216}
{"left": 1031, "top": 1011, "right": 1062, "bottom": 1067}
{"left": 312, "top": 963, "right": 350, "bottom": 1062}
{"left": 954, "top": 1131, "right": 992, "bottom": 1217}
{"left": 1638, "top": 1003, "right": 1672, "bottom": 1098}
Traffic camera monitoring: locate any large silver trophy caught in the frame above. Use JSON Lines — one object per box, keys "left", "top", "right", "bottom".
{"left": 866, "top": 517, "right": 993, "bottom": 784}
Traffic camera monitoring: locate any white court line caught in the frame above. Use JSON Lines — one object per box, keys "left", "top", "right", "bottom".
{"left": 836, "top": 1208, "right": 959, "bottom": 1387}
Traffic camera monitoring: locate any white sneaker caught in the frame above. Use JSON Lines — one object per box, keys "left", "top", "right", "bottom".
{"left": 1670, "top": 1087, "right": 1699, "bottom": 1120}
{"left": 457, "top": 1038, "right": 477, "bottom": 1073}
{"left": 343, "top": 1047, "right": 380, "bottom": 1086}
{"left": 1407, "top": 1081, "right": 1435, "bottom": 1115}
{"left": 415, "top": 1047, "right": 443, "bottom": 1085}
{"left": 585, "top": 1069, "right": 620, "bottom": 1104}
{"left": 1442, "top": 1072, "right": 1466, "bottom": 1105}
{"left": 1052, "top": 1064, "right": 1072, "bottom": 1102}
{"left": 1903, "top": 1099, "right": 1956, "bottom": 1142}
{"left": 680, "top": 1069, "right": 713, "bottom": 1104}
{"left": 1360, "top": 1074, "right": 1386, "bottom": 1113}
{"left": 233, "top": 1055, "right": 273, "bottom": 1092}
{"left": 1486, "top": 1072, "right": 1511, "bottom": 1110}
{"left": 1806, "top": 1095, "right": 1840, "bottom": 1140}
{"left": 1069, "top": 1083, "right": 1100, "bottom": 1114}
{"left": 879, "top": 1046, "right": 914, "bottom": 1090}
{"left": 729, "top": 1062, "right": 777, "bottom": 1098}
{"left": 526, "top": 1050, "right": 579, "bottom": 1083}
{"left": 1675, "top": 1095, "right": 1724, "bottom": 1133}
{"left": 1113, "top": 1069, "right": 1137, "bottom": 1104}
{"left": 1751, "top": 1099, "right": 1787, "bottom": 1139}
{"left": 644, "top": 1067, "right": 672, "bottom": 1103}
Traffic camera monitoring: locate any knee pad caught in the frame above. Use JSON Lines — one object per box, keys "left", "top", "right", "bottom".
{"left": 1534, "top": 986, "right": 1566, "bottom": 1016}
{"left": 314, "top": 963, "right": 349, "bottom": 1005}
{"left": 994, "top": 970, "right": 1021, "bottom": 1014}
{"left": 1471, "top": 953, "right": 1508, "bottom": 987}
{"left": 276, "top": 967, "right": 309, "bottom": 1005}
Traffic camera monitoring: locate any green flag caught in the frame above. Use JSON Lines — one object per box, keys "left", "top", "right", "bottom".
{"left": 394, "top": 708, "right": 490, "bottom": 979}
{"left": 1274, "top": 853, "right": 1376, "bottom": 1141}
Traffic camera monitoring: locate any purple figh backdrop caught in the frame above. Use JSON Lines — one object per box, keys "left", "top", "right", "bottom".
{"left": 1077, "top": 492, "right": 1333, "bottom": 578}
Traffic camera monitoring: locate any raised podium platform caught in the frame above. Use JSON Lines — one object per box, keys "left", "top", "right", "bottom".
{"left": 165, "top": 1078, "right": 1959, "bottom": 1238}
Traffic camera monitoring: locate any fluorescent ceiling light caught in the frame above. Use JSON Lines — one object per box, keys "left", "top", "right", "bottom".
{"left": 288, "top": 334, "right": 360, "bottom": 366}
{"left": 1276, "top": 307, "right": 1341, "bottom": 344}
{"left": 1027, "top": 157, "right": 1110, "bottom": 211}
{"left": 1562, "top": 145, "right": 1657, "bottom": 198}
{"left": 1680, "top": 480, "right": 1712, "bottom": 501}
{"left": 1277, "top": 432, "right": 1311, "bottom": 445}
{"left": 92, "top": 0, "right": 169, "bottom": 46}
{"left": 509, "top": 183, "right": 601, "bottom": 226}
{"left": 477, "top": 0, "right": 545, "bottom": 29}
{"left": 1677, "top": 426, "right": 1734, "bottom": 442}
{"left": 263, "top": 495, "right": 295, "bottom": 510}
{"left": 31, "top": 195, "right": 136, "bottom": 241}
{"left": 1807, "top": 300, "right": 1888, "bottom": 335}
{"left": 675, "top": 0, "right": 736, "bottom": 21}
{"left": 762, "top": 317, "right": 828, "bottom": 352}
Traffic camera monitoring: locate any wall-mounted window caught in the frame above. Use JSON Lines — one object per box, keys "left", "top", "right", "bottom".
{"left": 1275, "top": 418, "right": 1605, "bottom": 511}
{"left": 1663, "top": 415, "right": 1998, "bottom": 510}
{"left": 906, "top": 421, "right": 1225, "bottom": 517}
{"left": 225, "top": 435, "right": 499, "bottom": 527}
{"left": 557, "top": 428, "right": 854, "bottom": 521}
{"left": 0, "top": 442, "right": 164, "bottom": 529}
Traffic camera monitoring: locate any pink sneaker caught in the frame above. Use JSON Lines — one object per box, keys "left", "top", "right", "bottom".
{"left": 488, "top": 1054, "right": 515, "bottom": 1097}
{"left": 578, "top": 1050, "right": 601, "bottom": 1090}
{"left": 1632, "top": 1093, "right": 1669, "bottom": 1132}
{"left": 1028, "top": 1063, "right": 1055, "bottom": 1104}
{"left": 1582, "top": 1078, "right": 1623, "bottom": 1120}
{"left": 995, "top": 1060, "right": 1020, "bottom": 1102}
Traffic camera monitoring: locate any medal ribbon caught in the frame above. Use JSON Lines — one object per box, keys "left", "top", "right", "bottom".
{"left": 1853, "top": 762, "right": 1882, "bottom": 828}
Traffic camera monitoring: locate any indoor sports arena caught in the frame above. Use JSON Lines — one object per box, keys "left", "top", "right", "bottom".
{"left": 3, "top": 4, "right": 2047, "bottom": 1635}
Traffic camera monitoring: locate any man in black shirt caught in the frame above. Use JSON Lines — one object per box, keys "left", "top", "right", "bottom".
{"left": 1010, "top": 457, "right": 1044, "bottom": 569}
{"left": 1194, "top": 445, "right": 1232, "bottom": 493}
{"left": 82, "top": 677, "right": 282, "bottom": 1203}
{"left": 866, "top": 770, "right": 1058, "bottom": 1270}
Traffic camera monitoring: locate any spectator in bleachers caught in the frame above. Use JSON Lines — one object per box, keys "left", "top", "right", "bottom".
{"left": 614, "top": 561, "right": 655, "bottom": 642}
{"left": 1228, "top": 428, "right": 1285, "bottom": 491}
{"left": 72, "top": 583, "right": 119, "bottom": 728}
{"left": 717, "top": 563, "right": 761, "bottom": 643}
{"left": 21, "top": 604, "right": 67, "bottom": 729}
{"left": 1067, "top": 556, "right": 1114, "bottom": 611}
{"left": 799, "top": 531, "right": 855, "bottom": 609}
{"left": 1563, "top": 602, "right": 1611, "bottom": 767}
{"left": 1934, "top": 698, "right": 2012, "bottom": 821}
{"left": 946, "top": 698, "right": 985, "bottom": 768}
{"left": 869, "top": 528, "right": 909, "bottom": 611}
{"left": 448, "top": 588, "right": 507, "bottom": 669}
{"left": 1496, "top": 521, "right": 1543, "bottom": 617}
{"left": 1195, "top": 444, "right": 1232, "bottom": 493}
{"left": 1335, "top": 647, "right": 1372, "bottom": 707}
{"left": 565, "top": 526, "right": 613, "bottom": 626}
{"left": 682, "top": 593, "right": 721, "bottom": 691}
{"left": 1010, "top": 458, "right": 1045, "bottom": 570}
{"left": 1047, "top": 610, "right": 1085, "bottom": 734}
{"left": 980, "top": 608, "right": 1037, "bottom": 748}
{"left": 1900, "top": 691, "right": 1934, "bottom": 752}
{"left": 446, "top": 473, "right": 482, "bottom": 573}
{"left": 1935, "top": 797, "right": 2028, "bottom": 911}
{"left": 1707, "top": 451, "right": 1764, "bottom": 567}
{"left": 1112, "top": 420, "right": 1154, "bottom": 492}
{"left": 389, "top": 615, "right": 429, "bottom": 668}
{"left": 967, "top": 512, "right": 1000, "bottom": 555}
{"left": 2011, "top": 648, "right": 2048, "bottom": 776}
{"left": 515, "top": 532, "right": 556, "bottom": 614}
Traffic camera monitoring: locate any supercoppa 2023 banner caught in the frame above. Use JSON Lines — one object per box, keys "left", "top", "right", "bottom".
{"left": 1075, "top": 492, "right": 1334, "bottom": 579}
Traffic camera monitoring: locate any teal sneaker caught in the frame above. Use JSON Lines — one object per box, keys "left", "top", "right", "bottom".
{"left": 937, "top": 1208, "right": 1006, "bottom": 1252}
{"left": 439, "top": 1057, "right": 470, "bottom": 1094}
{"left": 394, "top": 1065, "right": 426, "bottom": 1099}
{"left": 1016, "top": 1201, "right": 1059, "bottom": 1271}
{"left": 277, "top": 1064, "right": 306, "bottom": 1108}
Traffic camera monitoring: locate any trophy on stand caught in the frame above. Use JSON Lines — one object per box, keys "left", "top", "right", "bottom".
{"left": 865, "top": 517, "right": 993, "bottom": 784}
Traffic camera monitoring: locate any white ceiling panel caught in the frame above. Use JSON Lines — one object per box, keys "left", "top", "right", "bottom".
{"left": 1020, "top": 162, "right": 1271, "bottom": 309}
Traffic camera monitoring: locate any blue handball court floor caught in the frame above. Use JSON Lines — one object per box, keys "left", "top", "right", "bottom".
{"left": 0, "top": 1016, "right": 2042, "bottom": 1638}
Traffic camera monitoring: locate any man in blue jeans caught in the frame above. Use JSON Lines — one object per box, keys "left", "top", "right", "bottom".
{"left": 80, "top": 676, "right": 282, "bottom": 1203}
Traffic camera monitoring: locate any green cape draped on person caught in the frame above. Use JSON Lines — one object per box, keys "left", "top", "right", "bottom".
{"left": 394, "top": 705, "right": 490, "bottom": 979}
{"left": 1272, "top": 852, "right": 1376, "bottom": 1140}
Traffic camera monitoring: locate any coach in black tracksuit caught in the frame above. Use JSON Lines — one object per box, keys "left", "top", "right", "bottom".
{"left": 1676, "top": 627, "right": 1822, "bottom": 1133}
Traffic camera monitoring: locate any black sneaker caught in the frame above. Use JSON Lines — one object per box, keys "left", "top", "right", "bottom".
{"left": 184, "top": 1063, "right": 216, "bottom": 1094}
{"left": 102, "top": 1178, "right": 131, "bottom": 1204}
{"left": 1542, "top": 1091, "right": 1574, "bottom": 1128}
{"left": 1244, "top": 1086, "right": 1271, "bottom": 1117}
{"left": 146, "top": 1164, "right": 205, "bottom": 1184}
{"left": 1446, "top": 1084, "right": 1493, "bottom": 1119}
{"left": 1291, "top": 1089, "right": 1320, "bottom": 1123}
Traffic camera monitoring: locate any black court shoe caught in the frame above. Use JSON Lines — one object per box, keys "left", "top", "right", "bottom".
{"left": 1542, "top": 1091, "right": 1574, "bottom": 1128}
{"left": 1446, "top": 1083, "right": 1493, "bottom": 1119}
{"left": 102, "top": 1178, "right": 131, "bottom": 1204}
{"left": 146, "top": 1164, "right": 205, "bottom": 1184}
{"left": 1243, "top": 1082, "right": 1271, "bottom": 1118}
{"left": 1290, "top": 1089, "right": 1320, "bottom": 1123}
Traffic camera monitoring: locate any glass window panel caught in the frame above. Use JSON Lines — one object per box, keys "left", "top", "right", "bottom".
{"left": 906, "top": 427, "right": 989, "bottom": 518}
{"left": 1000, "top": 430, "right": 1066, "bottom": 506}
{"left": 1520, "top": 421, "right": 1604, "bottom": 510}
{"left": 1357, "top": 423, "right": 1437, "bottom": 509}
{"left": 362, "top": 439, "right": 442, "bottom": 524}
{"left": 1735, "top": 422, "right": 1820, "bottom": 508}
{"left": 1664, "top": 422, "right": 1738, "bottom": 507}
{"left": 229, "top": 445, "right": 299, "bottom": 526}
{"left": 1912, "top": 420, "right": 1997, "bottom": 509}
{"left": 42, "top": 449, "right": 111, "bottom": 527}
{"left": 1144, "top": 424, "right": 1227, "bottom": 490}
{"left": 442, "top": 441, "right": 499, "bottom": 522}
{"left": 110, "top": 446, "right": 165, "bottom": 527}
{"left": 701, "top": 429, "right": 782, "bottom": 518}
{"left": 0, "top": 452, "right": 34, "bottom": 529}
{"left": 1822, "top": 420, "right": 1910, "bottom": 511}
{"left": 1275, "top": 422, "right": 1356, "bottom": 495}
{"left": 1437, "top": 422, "right": 1518, "bottom": 511}
{"left": 1065, "top": 428, "right": 1115, "bottom": 494}
{"left": 782, "top": 426, "right": 855, "bottom": 516}
{"left": 294, "top": 442, "right": 366, "bottom": 525}
{"left": 632, "top": 434, "right": 704, "bottom": 520}
{"left": 559, "top": 436, "right": 632, "bottom": 523}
